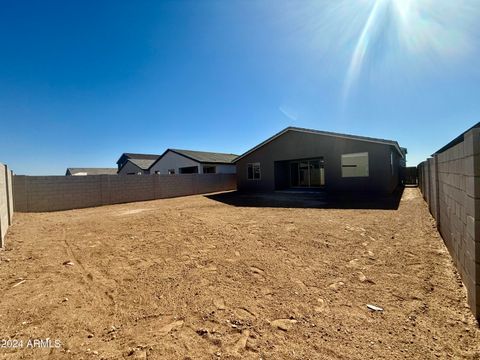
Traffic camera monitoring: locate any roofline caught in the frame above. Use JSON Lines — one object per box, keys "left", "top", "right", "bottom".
{"left": 432, "top": 122, "right": 480, "bottom": 155}
{"left": 147, "top": 149, "right": 169, "bottom": 170}
{"left": 116, "top": 152, "right": 160, "bottom": 165}
{"left": 169, "top": 149, "right": 236, "bottom": 165}
{"left": 147, "top": 149, "right": 236, "bottom": 170}
{"left": 116, "top": 153, "right": 128, "bottom": 165}
{"left": 117, "top": 159, "right": 145, "bottom": 173}
{"left": 66, "top": 167, "right": 117, "bottom": 170}
{"left": 233, "top": 127, "right": 405, "bottom": 163}
{"left": 66, "top": 167, "right": 118, "bottom": 176}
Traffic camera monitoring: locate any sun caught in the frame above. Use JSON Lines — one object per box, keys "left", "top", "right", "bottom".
{"left": 341, "top": 0, "right": 477, "bottom": 101}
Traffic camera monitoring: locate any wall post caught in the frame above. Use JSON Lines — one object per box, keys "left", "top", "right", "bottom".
{"left": 5, "top": 166, "right": 12, "bottom": 226}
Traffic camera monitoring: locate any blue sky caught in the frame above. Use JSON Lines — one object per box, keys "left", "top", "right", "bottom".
{"left": 0, "top": 0, "right": 479, "bottom": 175}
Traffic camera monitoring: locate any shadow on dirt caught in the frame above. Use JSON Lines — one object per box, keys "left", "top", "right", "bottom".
{"left": 206, "top": 186, "right": 404, "bottom": 210}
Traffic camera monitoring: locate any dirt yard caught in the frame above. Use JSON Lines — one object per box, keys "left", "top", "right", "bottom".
{"left": 0, "top": 188, "right": 479, "bottom": 359}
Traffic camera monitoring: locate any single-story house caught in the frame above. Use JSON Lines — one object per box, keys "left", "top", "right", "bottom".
{"left": 65, "top": 168, "right": 118, "bottom": 176}
{"left": 234, "top": 127, "right": 406, "bottom": 194}
{"left": 116, "top": 153, "right": 160, "bottom": 175}
{"left": 149, "top": 149, "right": 238, "bottom": 175}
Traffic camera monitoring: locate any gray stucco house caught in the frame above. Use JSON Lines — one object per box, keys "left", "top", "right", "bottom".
{"left": 116, "top": 153, "right": 160, "bottom": 175}
{"left": 234, "top": 127, "right": 406, "bottom": 194}
{"left": 149, "top": 149, "right": 237, "bottom": 175}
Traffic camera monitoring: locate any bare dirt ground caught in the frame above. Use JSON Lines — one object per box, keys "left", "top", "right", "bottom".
{"left": 0, "top": 188, "right": 479, "bottom": 359}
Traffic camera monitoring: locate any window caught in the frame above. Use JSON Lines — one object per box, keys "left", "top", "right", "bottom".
{"left": 154, "top": 171, "right": 160, "bottom": 175}
{"left": 341, "top": 152, "right": 369, "bottom": 177}
{"left": 179, "top": 166, "right": 199, "bottom": 174}
{"left": 247, "top": 163, "right": 261, "bottom": 180}
{"left": 168, "top": 169, "right": 175, "bottom": 175}
{"left": 390, "top": 152, "right": 394, "bottom": 175}
{"left": 203, "top": 165, "right": 216, "bottom": 174}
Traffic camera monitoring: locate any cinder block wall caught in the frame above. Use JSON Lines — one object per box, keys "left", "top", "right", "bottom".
{"left": 13, "top": 173, "right": 236, "bottom": 212}
{"left": 419, "top": 161, "right": 428, "bottom": 200}
{"left": 418, "top": 128, "right": 480, "bottom": 319}
{"left": 0, "top": 163, "right": 14, "bottom": 248}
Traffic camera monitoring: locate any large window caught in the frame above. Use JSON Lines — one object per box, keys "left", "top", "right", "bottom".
{"left": 203, "top": 165, "right": 216, "bottom": 174}
{"left": 179, "top": 166, "right": 199, "bottom": 174}
{"left": 247, "top": 163, "right": 261, "bottom": 180}
{"left": 341, "top": 152, "right": 369, "bottom": 177}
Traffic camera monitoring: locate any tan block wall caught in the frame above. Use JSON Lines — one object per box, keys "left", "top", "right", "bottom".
{"left": 13, "top": 173, "right": 236, "bottom": 213}
{"left": 7, "top": 168, "right": 13, "bottom": 226}
{"left": 0, "top": 163, "right": 14, "bottom": 248}
{"left": 418, "top": 128, "right": 480, "bottom": 319}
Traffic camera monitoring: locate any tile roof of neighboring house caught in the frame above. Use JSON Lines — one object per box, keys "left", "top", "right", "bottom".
{"left": 128, "top": 158, "right": 158, "bottom": 170}
{"left": 66, "top": 168, "right": 118, "bottom": 176}
{"left": 233, "top": 126, "right": 405, "bottom": 162}
{"left": 149, "top": 149, "right": 238, "bottom": 169}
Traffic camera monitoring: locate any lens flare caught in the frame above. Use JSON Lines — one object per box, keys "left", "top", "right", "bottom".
{"left": 341, "top": 0, "right": 478, "bottom": 100}
{"left": 279, "top": 0, "right": 479, "bottom": 102}
{"left": 343, "top": 0, "right": 386, "bottom": 102}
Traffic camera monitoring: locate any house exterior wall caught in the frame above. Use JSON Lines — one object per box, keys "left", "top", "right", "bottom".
{"left": 236, "top": 130, "right": 402, "bottom": 193}
{"left": 209, "top": 164, "right": 236, "bottom": 174}
{"left": 150, "top": 151, "right": 201, "bottom": 174}
{"left": 117, "top": 161, "right": 149, "bottom": 175}
{"left": 149, "top": 151, "right": 237, "bottom": 174}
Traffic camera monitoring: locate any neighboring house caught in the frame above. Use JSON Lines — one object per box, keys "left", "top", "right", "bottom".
{"left": 149, "top": 149, "right": 238, "bottom": 175}
{"left": 234, "top": 127, "right": 406, "bottom": 194}
{"left": 65, "top": 168, "right": 118, "bottom": 176}
{"left": 400, "top": 147, "right": 408, "bottom": 167}
{"left": 116, "top": 153, "right": 160, "bottom": 175}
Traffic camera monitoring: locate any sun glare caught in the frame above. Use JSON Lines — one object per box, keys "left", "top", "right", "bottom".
{"left": 336, "top": 0, "right": 478, "bottom": 101}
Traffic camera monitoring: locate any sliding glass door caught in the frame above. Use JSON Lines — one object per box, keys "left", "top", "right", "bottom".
{"left": 309, "top": 160, "right": 322, "bottom": 187}
{"left": 290, "top": 159, "right": 324, "bottom": 187}
{"left": 298, "top": 161, "right": 309, "bottom": 186}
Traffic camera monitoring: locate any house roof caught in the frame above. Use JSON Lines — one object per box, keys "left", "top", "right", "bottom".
{"left": 66, "top": 168, "right": 118, "bottom": 176}
{"left": 123, "top": 153, "right": 160, "bottom": 160}
{"left": 233, "top": 126, "right": 405, "bottom": 162}
{"left": 116, "top": 152, "right": 160, "bottom": 165}
{"left": 128, "top": 158, "right": 157, "bottom": 170}
{"left": 148, "top": 149, "right": 238, "bottom": 169}
{"left": 432, "top": 122, "right": 480, "bottom": 155}
{"left": 170, "top": 149, "right": 238, "bottom": 163}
